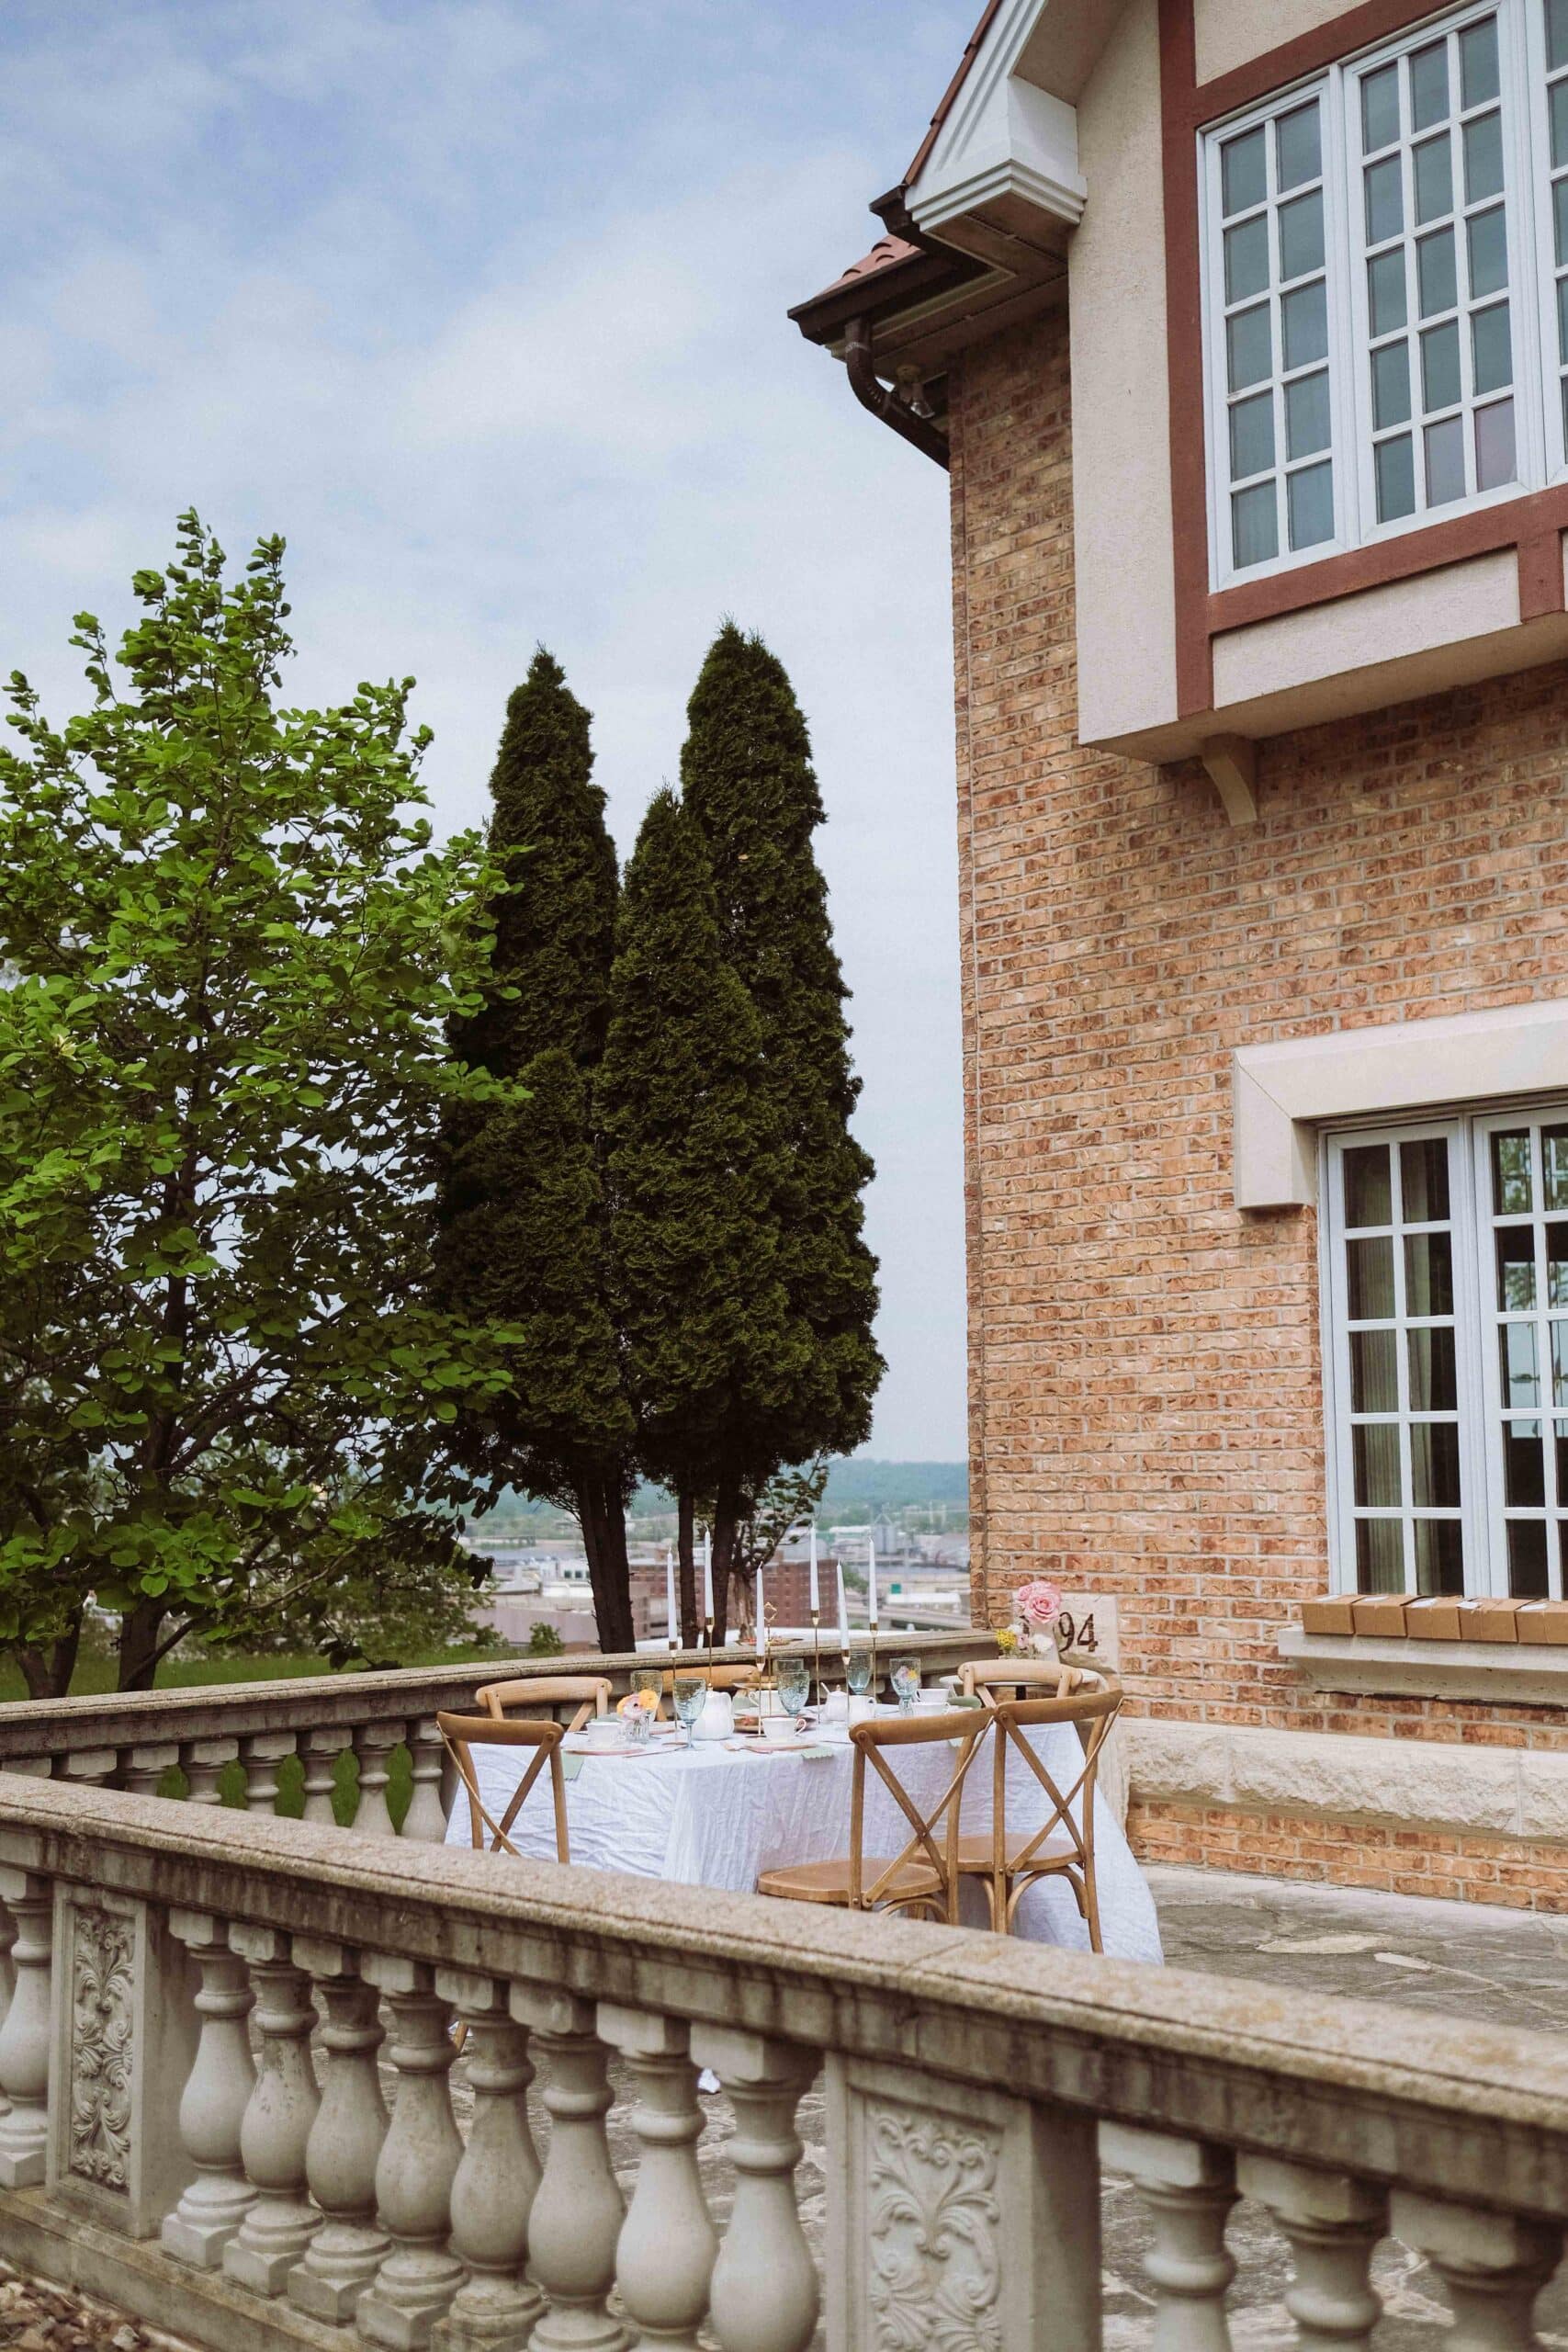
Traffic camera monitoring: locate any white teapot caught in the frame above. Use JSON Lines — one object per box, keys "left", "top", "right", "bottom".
{"left": 691, "top": 1687, "right": 734, "bottom": 1742}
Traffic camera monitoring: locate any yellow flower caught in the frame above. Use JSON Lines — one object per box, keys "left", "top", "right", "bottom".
{"left": 995, "top": 1628, "right": 1019, "bottom": 1656}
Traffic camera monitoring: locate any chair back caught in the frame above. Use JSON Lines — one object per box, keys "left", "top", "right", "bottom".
{"left": 960, "top": 1657, "right": 1100, "bottom": 1700}
{"left": 988, "top": 1679, "right": 1122, "bottom": 1924}
{"left": 436, "top": 1712, "right": 570, "bottom": 1863}
{"left": 848, "top": 1710, "right": 990, "bottom": 1919}
{"left": 474, "top": 1675, "right": 612, "bottom": 1734}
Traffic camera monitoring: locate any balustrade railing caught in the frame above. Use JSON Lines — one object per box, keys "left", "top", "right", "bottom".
{"left": 0, "top": 1649, "right": 1564, "bottom": 2352}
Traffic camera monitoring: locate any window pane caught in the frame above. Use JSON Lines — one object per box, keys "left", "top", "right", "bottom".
{"left": 1462, "top": 109, "right": 1504, "bottom": 206}
{"left": 1493, "top": 1130, "right": 1533, "bottom": 1214}
{"left": 1421, "top": 320, "right": 1461, "bottom": 412}
{"left": 1551, "top": 81, "right": 1568, "bottom": 173}
{"left": 1505, "top": 1420, "right": 1546, "bottom": 1507}
{"left": 1401, "top": 1136, "right": 1450, "bottom": 1223}
{"left": 1276, "top": 101, "right": 1321, "bottom": 192}
{"left": 1279, "top": 189, "right": 1325, "bottom": 281}
{"left": 1507, "top": 1519, "right": 1549, "bottom": 1600}
{"left": 1227, "top": 302, "right": 1271, "bottom": 391}
{"left": 1344, "top": 1143, "right": 1393, "bottom": 1227}
{"left": 1225, "top": 215, "right": 1269, "bottom": 304}
{"left": 1549, "top": 1223, "right": 1568, "bottom": 1306}
{"left": 1409, "top": 41, "right": 1449, "bottom": 130}
{"left": 1366, "top": 156, "right": 1404, "bottom": 243}
{"left": 1497, "top": 1225, "right": 1537, "bottom": 1310}
{"left": 1351, "top": 1327, "right": 1399, "bottom": 1413}
{"left": 1348, "top": 1235, "right": 1395, "bottom": 1320}
{"left": 1417, "top": 228, "right": 1457, "bottom": 317}
{"left": 1411, "top": 1422, "right": 1461, "bottom": 1510}
{"left": 1415, "top": 1517, "right": 1464, "bottom": 1597}
{"left": 1282, "top": 279, "right": 1328, "bottom": 369}
{"left": 1286, "top": 368, "right": 1332, "bottom": 458}
{"left": 1553, "top": 1320, "right": 1568, "bottom": 1407}
{"left": 1372, "top": 341, "right": 1412, "bottom": 428}
{"left": 1543, "top": 1127, "right": 1568, "bottom": 1211}
{"left": 1376, "top": 433, "right": 1416, "bottom": 520}
{"left": 1232, "top": 481, "right": 1278, "bottom": 569}
{"left": 1356, "top": 1517, "right": 1405, "bottom": 1593}
{"left": 1471, "top": 302, "right": 1511, "bottom": 396}
{"left": 1288, "top": 461, "right": 1334, "bottom": 551}
{"left": 1353, "top": 1423, "right": 1404, "bottom": 1507}
{"left": 1560, "top": 276, "right": 1568, "bottom": 363}
{"left": 1230, "top": 390, "right": 1275, "bottom": 481}
{"left": 1370, "top": 250, "right": 1408, "bottom": 336}
{"left": 1557, "top": 179, "right": 1568, "bottom": 270}
{"left": 1460, "top": 17, "right": 1499, "bottom": 107}
{"left": 1502, "top": 1321, "right": 1540, "bottom": 1408}
{"left": 1361, "top": 62, "right": 1400, "bottom": 153}
{"left": 1408, "top": 1325, "right": 1457, "bottom": 1411}
{"left": 1222, "top": 127, "right": 1267, "bottom": 216}
{"left": 1405, "top": 1230, "right": 1453, "bottom": 1317}
{"left": 1557, "top": 1423, "right": 1568, "bottom": 1501}
{"left": 1551, "top": 0, "right": 1568, "bottom": 72}
{"left": 1413, "top": 133, "right": 1453, "bottom": 225}
{"left": 1425, "top": 414, "right": 1465, "bottom": 504}
{"left": 1474, "top": 397, "right": 1516, "bottom": 492}
{"left": 1467, "top": 205, "right": 1507, "bottom": 299}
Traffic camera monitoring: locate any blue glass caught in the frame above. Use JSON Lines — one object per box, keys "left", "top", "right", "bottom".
{"left": 1365, "top": 155, "right": 1404, "bottom": 243}
{"left": 1472, "top": 301, "right": 1512, "bottom": 396}
{"left": 1361, "top": 62, "right": 1400, "bottom": 153}
{"left": 1376, "top": 432, "right": 1416, "bottom": 520}
{"left": 1463, "top": 109, "right": 1504, "bottom": 205}
{"left": 1223, "top": 127, "right": 1267, "bottom": 216}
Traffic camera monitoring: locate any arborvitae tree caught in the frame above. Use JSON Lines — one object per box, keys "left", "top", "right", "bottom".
{"left": 597, "top": 790, "right": 805, "bottom": 1642}
{"left": 681, "top": 624, "right": 883, "bottom": 1618}
{"left": 434, "top": 651, "right": 636, "bottom": 1653}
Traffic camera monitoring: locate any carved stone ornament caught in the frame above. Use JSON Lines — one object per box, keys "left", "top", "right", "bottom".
{"left": 866, "top": 2106, "right": 1002, "bottom": 2352}
{"left": 68, "top": 1905, "right": 134, "bottom": 2189}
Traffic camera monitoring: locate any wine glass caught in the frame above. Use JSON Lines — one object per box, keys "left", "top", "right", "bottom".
{"left": 672, "top": 1676, "right": 705, "bottom": 1747}
{"left": 777, "top": 1657, "right": 810, "bottom": 1723}
{"left": 891, "top": 1657, "right": 920, "bottom": 1715}
{"left": 632, "top": 1668, "right": 663, "bottom": 1718}
{"left": 845, "top": 1645, "right": 873, "bottom": 1700}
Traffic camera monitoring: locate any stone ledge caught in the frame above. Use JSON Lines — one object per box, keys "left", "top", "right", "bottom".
{"left": 1302, "top": 1596, "right": 1568, "bottom": 1644}
{"left": 1124, "top": 1716, "right": 1568, "bottom": 1842}
{"left": 1280, "top": 1625, "right": 1568, "bottom": 1706}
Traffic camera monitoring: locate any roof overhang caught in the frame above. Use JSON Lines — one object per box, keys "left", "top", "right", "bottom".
{"left": 904, "top": 0, "right": 1088, "bottom": 269}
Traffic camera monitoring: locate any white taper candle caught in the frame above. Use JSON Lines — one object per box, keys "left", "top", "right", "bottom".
{"left": 665, "top": 1546, "right": 677, "bottom": 1646}
{"left": 868, "top": 1536, "right": 878, "bottom": 1627}
{"left": 703, "top": 1529, "right": 714, "bottom": 1623}
{"left": 837, "top": 1562, "right": 849, "bottom": 1646}
{"left": 808, "top": 1521, "right": 819, "bottom": 1612}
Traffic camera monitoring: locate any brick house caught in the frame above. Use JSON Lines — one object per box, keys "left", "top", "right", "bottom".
{"left": 793, "top": 0, "right": 1568, "bottom": 1905}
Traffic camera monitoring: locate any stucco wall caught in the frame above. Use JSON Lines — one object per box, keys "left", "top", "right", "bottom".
{"left": 1193, "top": 0, "right": 1367, "bottom": 87}
{"left": 948, "top": 301, "right": 1568, "bottom": 1905}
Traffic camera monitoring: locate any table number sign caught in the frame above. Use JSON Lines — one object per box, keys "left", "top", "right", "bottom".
{"left": 1053, "top": 1594, "right": 1120, "bottom": 1671}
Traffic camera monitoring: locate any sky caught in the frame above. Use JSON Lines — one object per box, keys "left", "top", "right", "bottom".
{"left": 0, "top": 0, "right": 974, "bottom": 1459}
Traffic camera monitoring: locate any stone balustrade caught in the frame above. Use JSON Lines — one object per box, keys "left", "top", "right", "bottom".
{"left": 0, "top": 1724, "right": 1562, "bottom": 2352}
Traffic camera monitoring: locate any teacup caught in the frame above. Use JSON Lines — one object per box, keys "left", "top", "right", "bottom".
{"left": 761, "top": 1713, "right": 802, "bottom": 1745}
{"left": 581, "top": 1716, "right": 620, "bottom": 1748}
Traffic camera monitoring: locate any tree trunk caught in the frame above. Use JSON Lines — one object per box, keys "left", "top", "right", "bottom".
{"left": 16, "top": 1619, "right": 81, "bottom": 1700}
{"left": 710, "top": 1479, "right": 743, "bottom": 1649}
{"left": 577, "top": 1466, "right": 634, "bottom": 1656}
{"left": 676, "top": 1493, "right": 698, "bottom": 1647}
{"left": 117, "top": 1598, "right": 168, "bottom": 1692}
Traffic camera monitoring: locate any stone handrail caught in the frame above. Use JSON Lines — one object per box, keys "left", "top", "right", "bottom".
{"left": 0, "top": 1752, "right": 1563, "bottom": 2350}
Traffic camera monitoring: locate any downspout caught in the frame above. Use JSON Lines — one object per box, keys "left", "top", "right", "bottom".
{"left": 844, "top": 317, "right": 950, "bottom": 471}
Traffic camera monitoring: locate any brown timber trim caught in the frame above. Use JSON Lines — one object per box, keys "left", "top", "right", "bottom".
{"left": 1159, "top": 0, "right": 1568, "bottom": 718}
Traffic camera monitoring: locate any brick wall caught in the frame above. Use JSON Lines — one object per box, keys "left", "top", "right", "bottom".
{"left": 949, "top": 307, "right": 1568, "bottom": 1903}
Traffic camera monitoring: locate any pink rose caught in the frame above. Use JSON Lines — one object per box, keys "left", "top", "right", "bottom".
{"left": 1015, "top": 1577, "right": 1063, "bottom": 1630}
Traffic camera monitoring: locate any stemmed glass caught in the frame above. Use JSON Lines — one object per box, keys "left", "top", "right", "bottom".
{"left": 776, "top": 1657, "right": 810, "bottom": 1724}
{"left": 845, "top": 1646, "right": 874, "bottom": 1703}
{"left": 672, "top": 1675, "right": 706, "bottom": 1747}
{"left": 890, "top": 1658, "right": 920, "bottom": 1716}
{"left": 632, "top": 1668, "right": 663, "bottom": 1713}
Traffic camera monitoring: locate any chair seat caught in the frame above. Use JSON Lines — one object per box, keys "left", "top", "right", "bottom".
{"left": 756, "top": 1854, "right": 943, "bottom": 1906}
{"left": 953, "top": 1831, "right": 1078, "bottom": 1875}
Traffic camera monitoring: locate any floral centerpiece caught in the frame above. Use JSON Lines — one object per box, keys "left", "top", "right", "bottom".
{"left": 616, "top": 1689, "right": 660, "bottom": 1744}
{"left": 1013, "top": 1577, "right": 1065, "bottom": 1658}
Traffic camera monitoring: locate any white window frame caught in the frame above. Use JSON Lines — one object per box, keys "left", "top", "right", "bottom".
{"left": 1322, "top": 1096, "right": 1568, "bottom": 1599}
{"left": 1201, "top": 0, "right": 1554, "bottom": 592}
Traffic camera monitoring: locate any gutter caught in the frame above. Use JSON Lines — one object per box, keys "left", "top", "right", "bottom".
{"left": 844, "top": 318, "right": 950, "bottom": 473}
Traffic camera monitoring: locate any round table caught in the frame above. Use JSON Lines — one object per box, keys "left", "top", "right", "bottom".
{"left": 444, "top": 1713, "right": 1164, "bottom": 1963}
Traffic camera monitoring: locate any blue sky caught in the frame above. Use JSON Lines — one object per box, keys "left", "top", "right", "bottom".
{"left": 0, "top": 0, "right": 974, "bottom": 1457}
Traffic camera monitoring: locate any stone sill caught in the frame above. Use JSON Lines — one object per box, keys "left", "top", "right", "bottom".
{"left": 1279, "top": 1625, "right": 1568, "bottom": 1705}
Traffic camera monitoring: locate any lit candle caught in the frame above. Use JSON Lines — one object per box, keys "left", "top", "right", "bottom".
{"left": 868, "top": 1537, "right": 878, "bottom": 1629}
{"left": 665, "top": 1547, "right": 677, "bottom": 1648}
{"left": 808, "top": 1521, "right": 819, "bottom": 1613}
{"left": 703, "top": 1528, "right": 714, "bottom": 1624}
{"left": 837, "top": 1562, "right": 849, "bottom": 1646}
{"left": 756, "top": 1563, "right": 765, "bottom": 1645}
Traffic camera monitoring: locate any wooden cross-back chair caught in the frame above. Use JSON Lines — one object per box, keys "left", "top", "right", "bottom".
{"left": 473, "top": 1675, "right": 612, "bottom": 1734}
{"left": 954, "top": 1676, "right": 1122, "bottom": 1945}
{"left": 959, "top": 1657, "right": 1098, "bottom": 1701}
{"left": 756, "top": 1709, "right": 989, "bottom": 1922}
{"left": 436, "top": 1712, "right": 570, "bottom": 1863}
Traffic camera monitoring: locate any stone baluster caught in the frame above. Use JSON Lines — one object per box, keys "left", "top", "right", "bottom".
{"left": 0, "top": 1871, "right": 51, "bottom": 2186}
{"left": 183, "top": 1736, "right": 240, "bottom": 1805}
{"left": 162, "top": 1913, "right": 258, "bottom": 2267}
{"left": 222, "top": 1926, "right": 321, "bottom": 2294}
{"left": 1101, "top": 2124, "right": 1236, "bottom": 2352}
{"left": 357, "top": 1955, "right": 466, "bottom": 2349}
{"left": 689, "top": 2027, "right": 817, "bottom": 2352}
{"left": 1392, "top": 2191, "right": 1563, "bottom": 2352}
{"left": 434, "top": 1970, "right": 542, "bottom": 2352}
{"left": 59, "top": 1746, "right": 118, "bottom": 1791}
{"left": 509, "top": 1984, "right": 629, "bottom": 2352}
{"left": 401, "top": 1721, "right": 450, "bottom": 1844}
{"left": 1238, "top": 2157, "right": 1385, "bottom": 2352}
{"left": 0, "top": 1900, "right": 17, "bottom": 2026}
{"left": 121, "top": 1740, "right": 180, "bottom": 1799}
{"left": 242, "top": 1730, "right": 297, "bottom": 1816}
{"left": 288, "top": 1940, "right": 389, "bottom": 2323}
{"left": 300, "top": 1729, "right": 345, "bottom": 1826}
{"left": 600, "top": 2005, "right": 716, "bottom": 2352}
{"left": 354, "top": 1722, "right": 403, "bottom": 1838}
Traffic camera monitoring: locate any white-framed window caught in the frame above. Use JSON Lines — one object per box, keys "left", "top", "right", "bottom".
{"left": 1201, "top": 0, "right": 1562, "bottom": 588}
{"left": 1324, "top": 1100, "right": 1568, "bottom": 1597}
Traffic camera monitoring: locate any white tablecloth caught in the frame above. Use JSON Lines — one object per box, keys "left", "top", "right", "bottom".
{"left": 445, "top": 1714, "right": 1164, "bottom": 1964}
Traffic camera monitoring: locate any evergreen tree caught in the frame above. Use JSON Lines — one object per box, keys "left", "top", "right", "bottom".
{"left": 681, "top": 624, "right": 883, "bottom": 1617}
{"left": 434, "top": 652, "right": 636, "bottom": 1652}
{"left": 597, "top": 790, "right": 805, "bottom": 1641}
